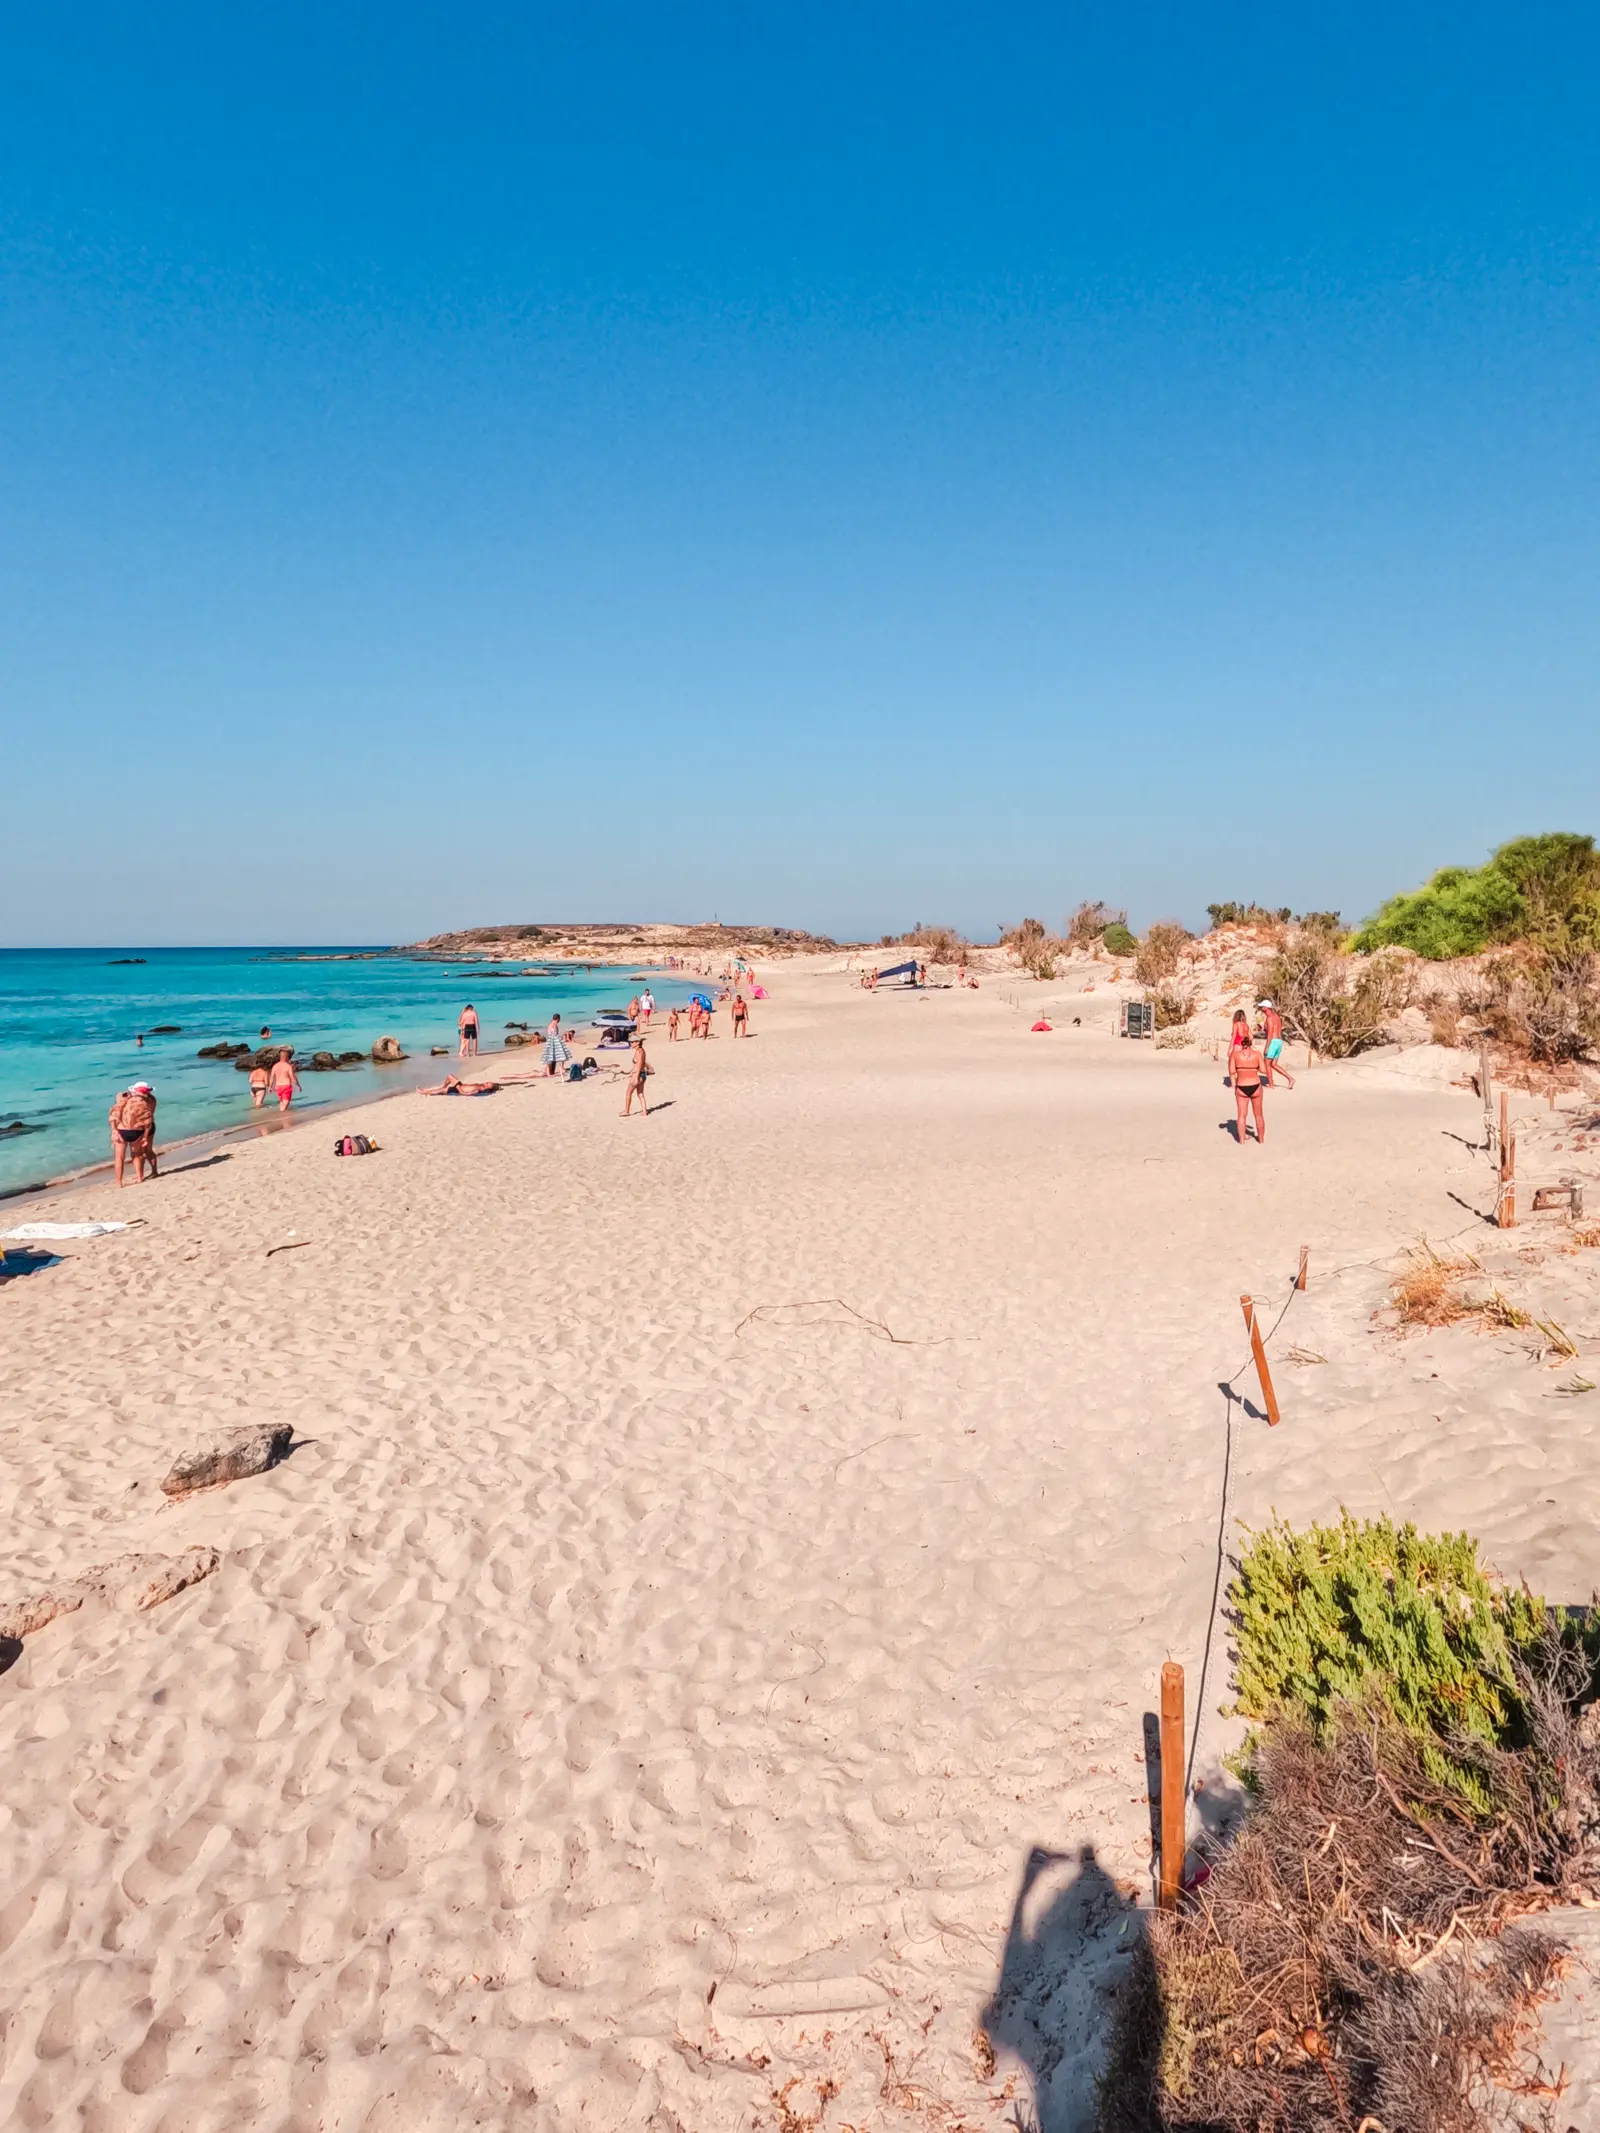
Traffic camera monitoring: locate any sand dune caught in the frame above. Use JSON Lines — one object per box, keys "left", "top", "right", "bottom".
{"left": 3, "top": 969, "right": 1597, "bottom": 2129}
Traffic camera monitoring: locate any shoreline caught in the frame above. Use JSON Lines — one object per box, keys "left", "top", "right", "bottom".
{"left": 0, "top": 1051, "right": 492, "bottom": 1211}
{"left": 0, "top": 960, "right": 708, "bottom": 1208}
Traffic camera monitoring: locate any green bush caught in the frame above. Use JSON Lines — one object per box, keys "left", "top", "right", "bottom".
{"left": 1206, "top": 901, "right": 1291, "bottom": 929}
{"left": 1229, "top": 1512, "right": 1551, "bottom": 1811}
{"left": 1355, "top": 862, "right": 1524, "bottom": 958}
{"left": 1101, "top": 920, "right": 1137, "bottom": 956}
{"left": 1355, "top": 833, "right": 1600, "bottom": 960}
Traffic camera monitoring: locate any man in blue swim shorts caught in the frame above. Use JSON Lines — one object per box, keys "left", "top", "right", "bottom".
{"left": 1257, "top": 999, "right": 1296, "bottom": 1088}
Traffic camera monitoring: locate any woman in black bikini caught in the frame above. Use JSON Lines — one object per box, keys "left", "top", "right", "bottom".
{"left": 1232, "top": 1032, "right": 1266, "bottom": 1145}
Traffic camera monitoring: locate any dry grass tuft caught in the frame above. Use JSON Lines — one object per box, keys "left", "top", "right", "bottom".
{"left": 1392, "top": 1250, "right": 1478, "bottom": 1326}
{"left": 1134, "top": 923, "right": 1191, "bottom": 987}
{"left": 1574, "top": 1225, "right": 1600, "bottom": 1249}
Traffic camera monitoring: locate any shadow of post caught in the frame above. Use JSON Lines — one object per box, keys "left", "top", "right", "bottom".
{"left": 981, "top": 1843, "right": 1156, "bottom": 2133}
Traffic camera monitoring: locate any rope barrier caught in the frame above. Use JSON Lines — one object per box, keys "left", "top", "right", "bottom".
{"left": 1183, "top": 1263, "right": 1306, "bottom": 1806}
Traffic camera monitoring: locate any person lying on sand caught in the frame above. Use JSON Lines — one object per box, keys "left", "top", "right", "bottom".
{"left": 421, "top": 1075, "right": 500, "bottom": 1095}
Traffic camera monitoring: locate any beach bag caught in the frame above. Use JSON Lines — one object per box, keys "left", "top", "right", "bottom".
{"left": 335, "top": 1133, "right": 376, "bottom": 1156}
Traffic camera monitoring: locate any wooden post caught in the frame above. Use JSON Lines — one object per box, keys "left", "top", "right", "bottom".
{"left": 1240, "top": 1295, "right": 1282, "bottom": 1425}
{"left": 1499, "top": 1123, "right": 1516, "bottom": 1229}
{"left": 1480, "top": 1043, "right": 1494, "bottom": 1152}
{"left": 1159, "top": 1661, "right": 1186, "bottom": 1912}
{"left": 1296, "top": 1246, "right": 1309, "bottom": 1292}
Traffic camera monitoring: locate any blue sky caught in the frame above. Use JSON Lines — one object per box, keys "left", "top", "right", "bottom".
{"left": 4, "top": 3, "right": 1598, "bottom": 945}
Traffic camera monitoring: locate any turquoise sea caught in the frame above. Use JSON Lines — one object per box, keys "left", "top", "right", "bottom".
{"left": 0, "top": 948, "right": 701, "bottom": 1200}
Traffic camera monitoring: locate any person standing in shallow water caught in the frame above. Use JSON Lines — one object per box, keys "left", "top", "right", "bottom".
{"left": 458, "top": 1003, "right": 480, "bottom": 1057}
{"left": 268, "top": 1049, "right": 301, "bottom": 1114}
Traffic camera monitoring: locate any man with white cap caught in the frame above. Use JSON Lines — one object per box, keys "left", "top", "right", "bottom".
{"left": 109, "top": 1080, "right": 158, "bottom": 1185}
{"left": 1256, "top": 999, "right": 1296, "bottom": 1089}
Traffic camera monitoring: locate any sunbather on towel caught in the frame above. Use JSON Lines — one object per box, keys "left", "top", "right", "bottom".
{"left": 421, "top": 1076, "right": 499, "bottom": 1096}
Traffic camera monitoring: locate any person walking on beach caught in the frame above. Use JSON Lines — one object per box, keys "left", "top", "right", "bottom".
{"left": 621, "top": 1035, "right": 651, "bottom": 1117}
{"left": 639, "top": 987, "right": 655, "bottom": 1025}
{"left": 541, "top": 1014, "right": 570, "bottom": 1079}
{"left": 668, "top": 1006, "right": 681, "bottom": 1043}
{"left": 458, "top": 1004, "right": 480, "bottom": 1058}
{"left": 732, "top": 992, "right": 749, "bottom": 1037}
{"left": 248, "top": 1063, "right": 270, "bottom": 1108}
{"left": 110, "top": 1082, "right": 157, "bottom": 1186}
{"left": 1231, "top": 1030, "right": 1266, "bottom": 1145}
{"left": 1256, "top": 998, "right": 1296, "bottom": 1088}
{"left": 268, "top": 1049, "right": 301, "bottom": 1113}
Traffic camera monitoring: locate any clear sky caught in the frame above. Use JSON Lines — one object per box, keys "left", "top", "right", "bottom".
{"left": 4, "top": 3, "right": 1598, "bottom": 946}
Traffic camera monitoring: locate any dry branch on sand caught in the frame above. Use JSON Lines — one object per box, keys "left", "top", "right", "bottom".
{"left": 1099, "top": 1714, "right": 1582, "bottom": 2133}
{"left": 1387, "top": 1251, "right": 1579, "bottom": 1358}
{"left": 1101, "top": 1505, "right": 1600, "bottom": 2132}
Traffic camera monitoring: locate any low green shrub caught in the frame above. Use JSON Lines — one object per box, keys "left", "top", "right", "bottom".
{"left": 1102, "top": 920, "right": 1137, "bottom": 956}
{"left": 1228, "top": 1511, "right": 1562, "bottom": 1810}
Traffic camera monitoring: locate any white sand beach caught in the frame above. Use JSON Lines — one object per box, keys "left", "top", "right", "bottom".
{"left": 4, "top": 964, "right": 1598, "bottom": 2130}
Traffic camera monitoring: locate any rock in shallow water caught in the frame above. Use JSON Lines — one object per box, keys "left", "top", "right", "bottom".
{"left": 161, "top": 1423, "right": 293, "bottom": 1498}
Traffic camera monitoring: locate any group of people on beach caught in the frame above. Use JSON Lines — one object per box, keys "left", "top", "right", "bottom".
{"left": 1228, "top": 998, "right": 1294, "bottom": 1145}
{"left": 105, "top": 976, "right": 748, "bottom": 1184}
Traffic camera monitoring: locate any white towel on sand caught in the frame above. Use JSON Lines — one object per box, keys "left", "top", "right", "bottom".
{"left": 2, "top": 1221, "right": 130, "bottom": 1241}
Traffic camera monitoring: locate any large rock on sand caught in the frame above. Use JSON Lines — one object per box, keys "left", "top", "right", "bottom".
{"left": 161, "top": 1423, "right": 293, "bottom": 1498}
{"left": 1, "top": 1546, "right": 220, "bottom": 1642}
{"left": 371, "top": 1035, "right": 406, "bottom": 1062}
